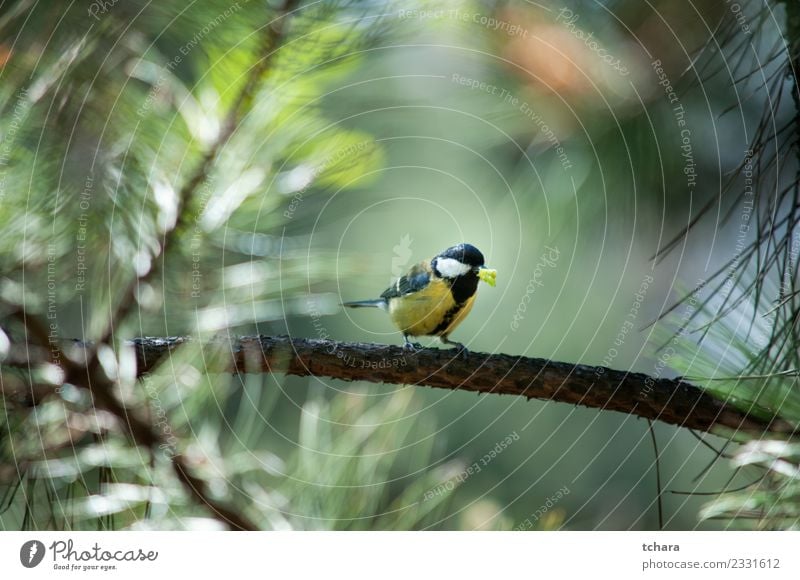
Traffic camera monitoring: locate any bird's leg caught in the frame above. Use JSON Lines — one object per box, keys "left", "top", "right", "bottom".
{"left": 440, "top": 335, "right": 469, "bottom": 359}
{"left": 403, "top": 335, "right": 423, "bottom": 352}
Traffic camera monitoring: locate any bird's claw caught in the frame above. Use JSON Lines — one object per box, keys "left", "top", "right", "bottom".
{"left": 443, "top": 342, "right": 469, "bottom": 359}
{"left": 403, "top": 341, "right": 423, "bottom": 353}
{"left": 453, "top": 345, "right": 469, "bottom": 360}
{"left": 440, "top": 336, "right": 469, "bottom": 359}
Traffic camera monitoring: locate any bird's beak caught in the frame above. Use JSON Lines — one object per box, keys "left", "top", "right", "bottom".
{"left": 477, "top": 266, "right": 497, "bottom": 287}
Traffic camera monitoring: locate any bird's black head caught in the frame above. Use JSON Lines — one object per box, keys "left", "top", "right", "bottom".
{"left": 432, "top": 243, "right": 486, "bottom": 279}
{"left": 440, "top": 243, "right": 485, "bottom": 267}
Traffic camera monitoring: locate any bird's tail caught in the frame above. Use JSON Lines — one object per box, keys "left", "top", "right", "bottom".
{"left": 342, "top": 299, "right": 385, "bottom": 308}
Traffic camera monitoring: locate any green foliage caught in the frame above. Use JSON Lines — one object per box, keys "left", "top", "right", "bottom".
{"left": 0, "top": 0, "right": 396, "bottom": 530}
{"left": 700, "top": 441, "right": 800, "bottom": 529}
{"left": 659, "top": 277, "right": 800, "bottom": 425}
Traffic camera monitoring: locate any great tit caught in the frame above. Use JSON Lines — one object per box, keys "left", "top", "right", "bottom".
{"left": 343, "top": 243, "right": 497, "bottom": 354}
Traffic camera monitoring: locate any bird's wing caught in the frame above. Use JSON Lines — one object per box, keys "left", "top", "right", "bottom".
{"left": 380, "top": 260, "right": 432, "bottom": 300}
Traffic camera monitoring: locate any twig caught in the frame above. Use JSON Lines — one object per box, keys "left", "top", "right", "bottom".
{"left": 647, "top": 420, "right": 664, "bottom": 530}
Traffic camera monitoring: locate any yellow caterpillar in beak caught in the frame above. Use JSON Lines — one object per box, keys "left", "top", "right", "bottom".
{"left": 478, "top": 267, "right": 497, "bottom": 287}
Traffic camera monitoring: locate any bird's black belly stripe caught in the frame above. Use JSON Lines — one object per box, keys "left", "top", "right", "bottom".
{"left": 432, "top": 301, "right": 468, "bottom": 336}
{"left": 431, "top": 275, "right": 480, "bottom": 335}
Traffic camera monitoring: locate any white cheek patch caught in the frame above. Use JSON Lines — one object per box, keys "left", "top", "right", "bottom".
{"left": 436, "top": 257, "right": 471, "bottom": 278}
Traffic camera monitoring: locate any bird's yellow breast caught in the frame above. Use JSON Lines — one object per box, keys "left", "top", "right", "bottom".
{"left": 387, "top": 277, "right": 475, "bottom": 337}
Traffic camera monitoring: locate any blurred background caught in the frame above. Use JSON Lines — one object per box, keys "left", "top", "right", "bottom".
{"left": 1, "top": 0, "right": 799, "bottom": 531}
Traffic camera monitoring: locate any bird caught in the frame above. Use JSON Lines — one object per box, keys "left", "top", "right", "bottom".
{"left": 343, "top": 243, "right": 496, "bottom": 355}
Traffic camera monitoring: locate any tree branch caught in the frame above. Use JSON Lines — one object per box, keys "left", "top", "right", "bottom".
{"left": 123, "top": 335, "right": 796, "bottom": 436}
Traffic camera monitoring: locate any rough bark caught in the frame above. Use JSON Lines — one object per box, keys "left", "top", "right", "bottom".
{"left": 118, "top": 335, "right": 796, "bottom": 436}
